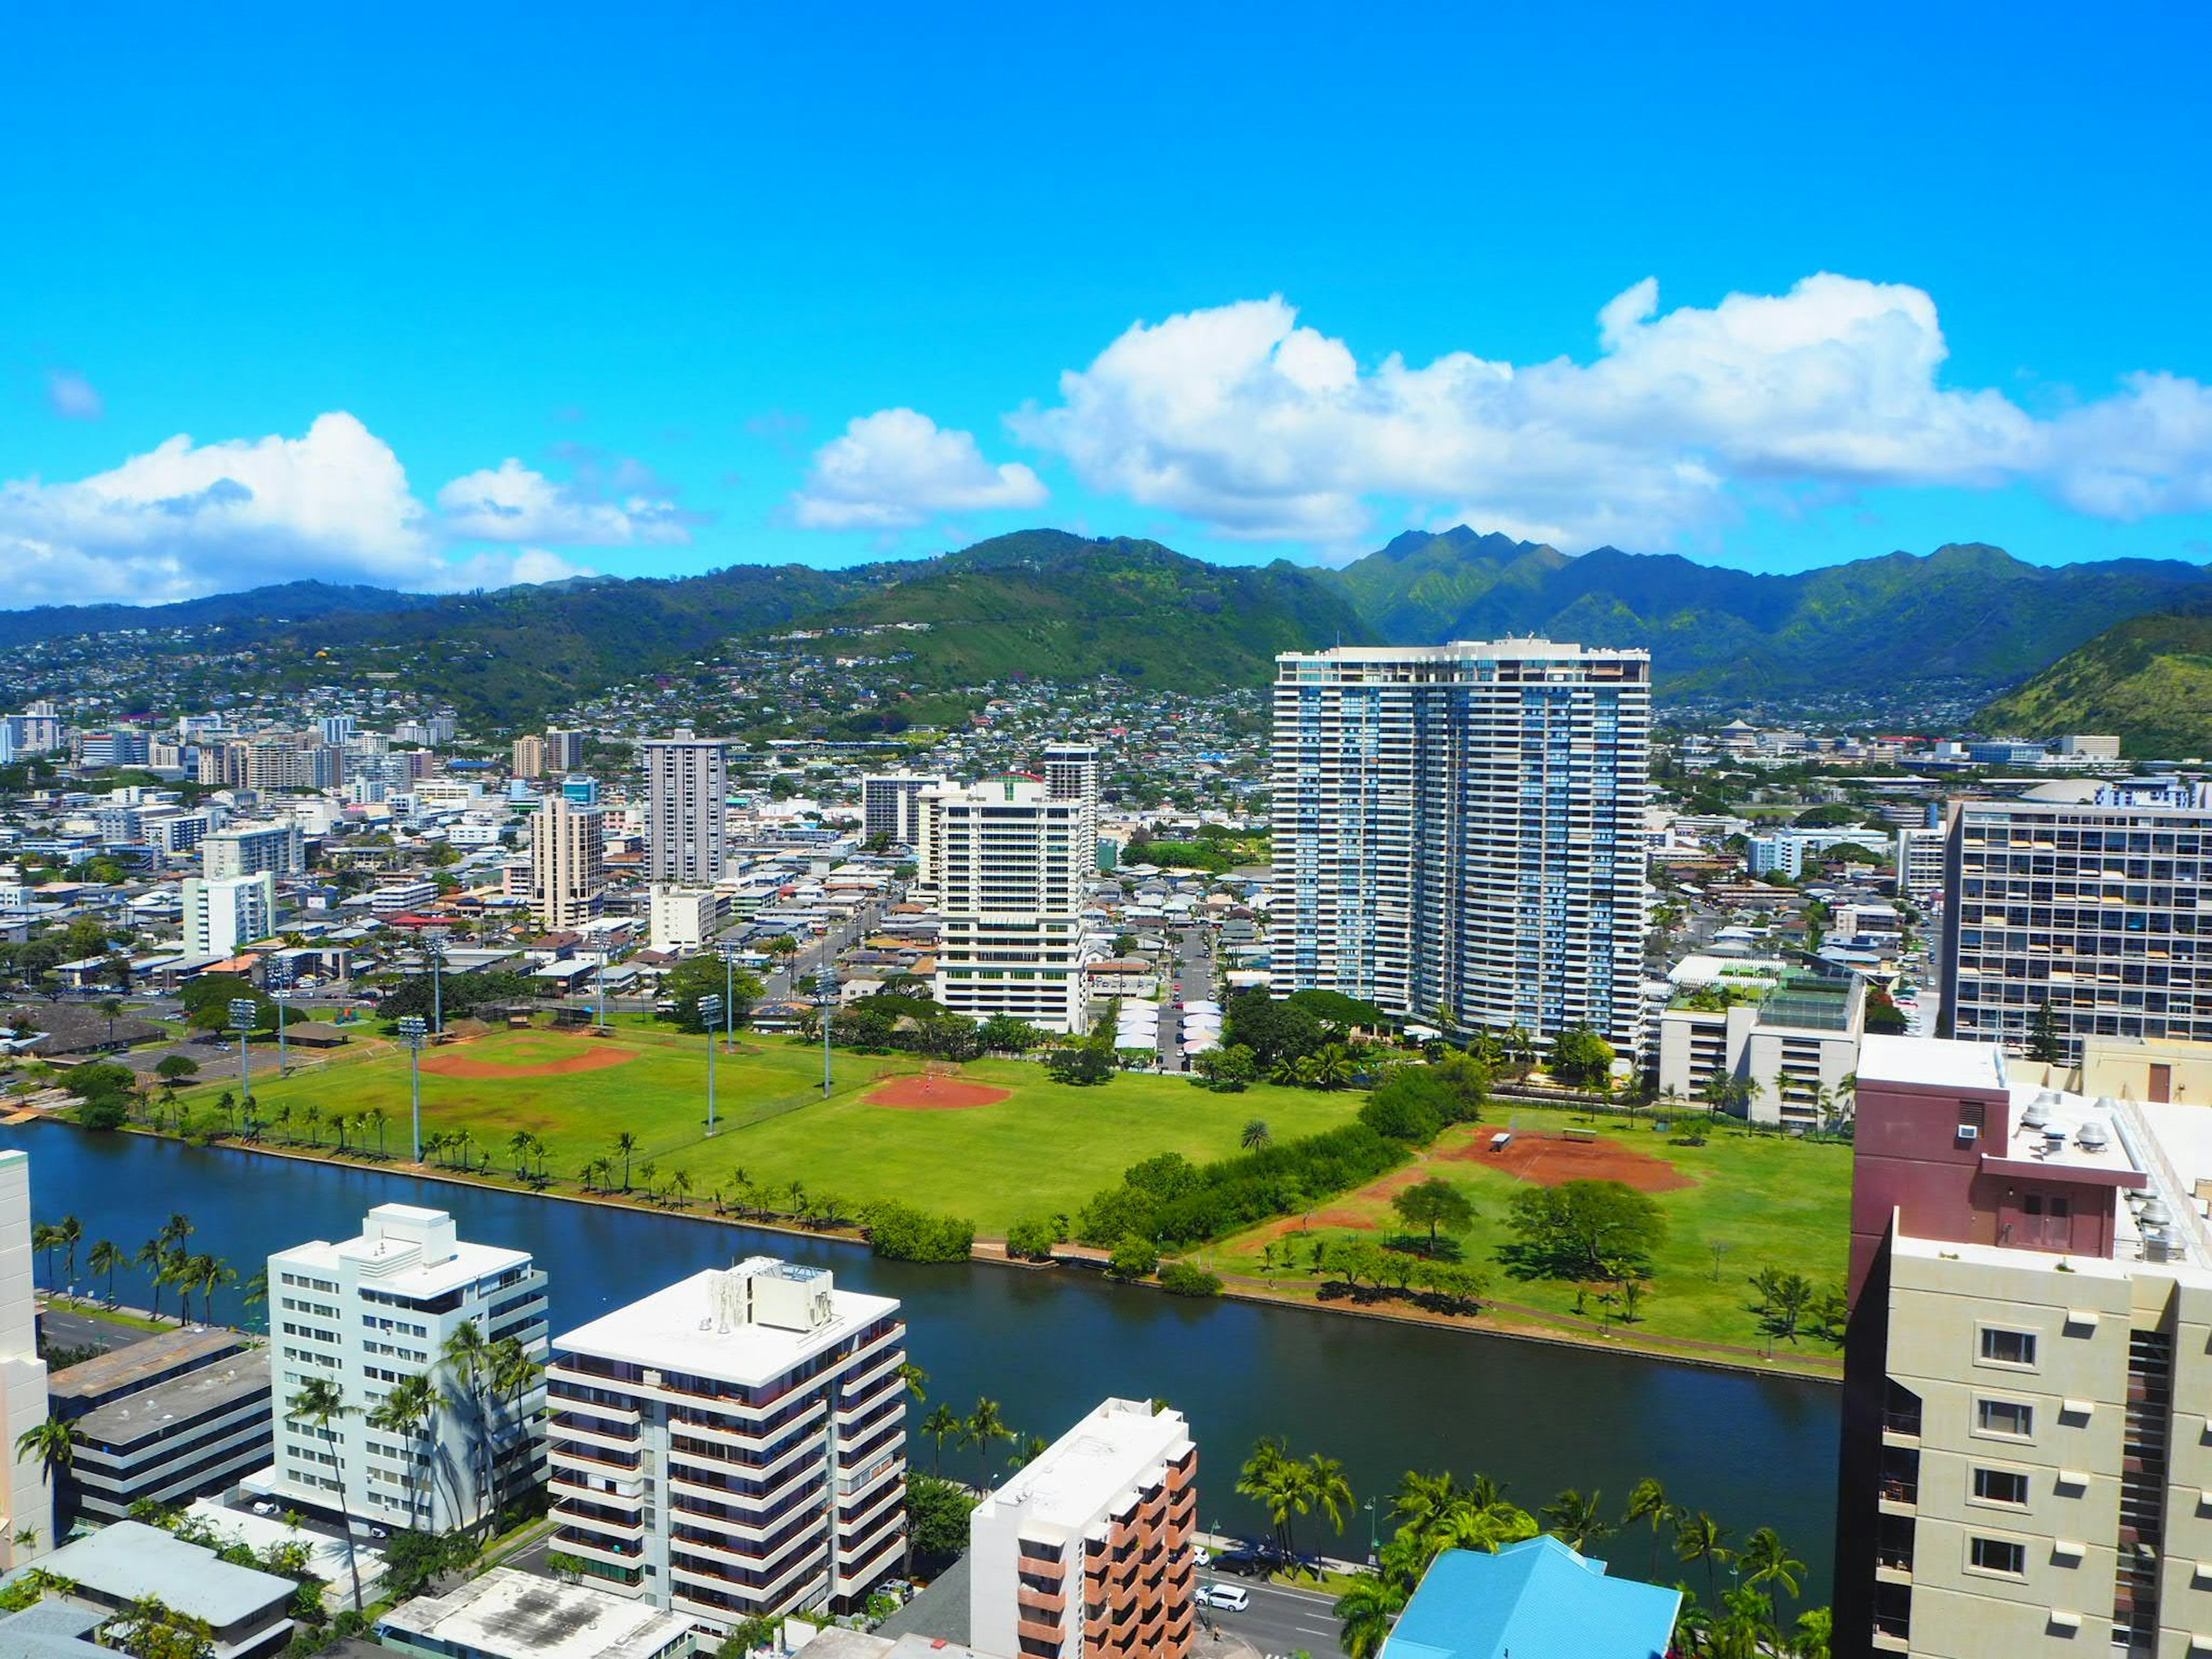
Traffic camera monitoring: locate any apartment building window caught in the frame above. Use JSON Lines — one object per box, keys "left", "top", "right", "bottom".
{"left": 1968, "top": 1537, "right": 2026, "bottom": 1577}
{"left": 1978, "top": 1327, "right": 2038, "bottom": 1368}
{"left": 1975, "top": 1399, "right": 2034, "bottom": 1439}
{"left": 1971, "top": 1468, "right": 2031, "bottom": 1507}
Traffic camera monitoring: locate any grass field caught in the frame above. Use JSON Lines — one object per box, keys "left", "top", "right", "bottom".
{"left": 1202, "top": 1104, "right": 1851, "bottom": 1362}
{"left": 169, "top": 1021, "right": 1360, "bottom": 1233}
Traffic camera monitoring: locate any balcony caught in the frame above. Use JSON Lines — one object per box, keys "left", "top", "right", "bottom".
{"left": 1874, "top": 1550, "right": 1913, "bottom": 1585}
{"left": 1878, "top": 1476, "right": 1918, "bottom": 1516}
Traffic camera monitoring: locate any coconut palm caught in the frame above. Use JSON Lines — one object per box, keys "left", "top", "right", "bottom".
{"left": 32, "top": 1224, "right": 59, "bottom": 1290}
{"left": 1541, "top": 1487, "right": 1611, "bottom": 1553}
{"left": 1334, "top": 1572, "right": 1409, "bottom": 1659}
{"left": 439, "top": 1320, "right": 494, "bottom": 1533}
{"left": 1738, "top": 1525, "right": 1805, "bottom": 1605}
{"left": 961, "top": 1397, "right": 1015, "bottom": 1477}
{"left": 1675, "top": 1509, "right": 1733, "bottom": 1605}
{"left": 920, "top": 1404, "right": 960, "bottom": 1474}
{"left": 56, "top": 1216, "right": 82, "bottom": 1292}
{"left": 1007, "top": 1433, "right": 1049, "bottom": 1471}
{"left": 135, "top": 1237, "right": 170, "bottom": 1320}
{"left": 1390, "top": 1469, "right": 1460, "bottom": 1534}
{"left": 87, "top": 1238, "right": 125, "bottom": 1305}
{"left": 1622, "top": 1477, "right": 1673, "bottom": 1578}
{"left": 896, "top": 1361, "right": 929, "bottom": 1404}
{"left": 611, "top": 1131, "right": 639, "bottom": 1190}
{"left": 366, "top": 1372, "right": 438, "bottom": 1529}
{"left": 15, "top": 1415, "right": 78, "bottom": 1487}
{"left": 287, "top": 1379, "right": 362, "bottom": 1609}
{"left": 1307, "top": 1454, "right": 1355, "bottom": 1540}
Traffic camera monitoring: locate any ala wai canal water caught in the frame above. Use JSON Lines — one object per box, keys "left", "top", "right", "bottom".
{"left": 1, "top": 1120, "right": 1840, "bottom": 1601}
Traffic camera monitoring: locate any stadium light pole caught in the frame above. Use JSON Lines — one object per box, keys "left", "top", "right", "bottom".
{"left": 398, "top": 1016, "right": 428, "bottom": 1163}
{"left": 699, "top": 994, "right": 722, "bottom": 1135}
{"left": 425, "top": 937, "right": 448, "bottom": 1035}
{"left": 271, "top": 988, "right": 291, "bottom": 1076}
{"left": 718, "top": 943, "right": 744, "bottom": 1053}
{"left": 818, "top": 964, "right": 836, "bottom": 1099}
{"left": 229, "top": 998, "right": 257, "bottom": 1103}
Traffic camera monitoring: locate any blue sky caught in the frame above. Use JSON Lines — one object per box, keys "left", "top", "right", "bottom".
{"left": 4, "top": 2, "right": 2210, "bottom": 604}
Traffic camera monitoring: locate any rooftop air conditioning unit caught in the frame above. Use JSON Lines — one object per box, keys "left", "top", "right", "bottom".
{"left": 1957, "top": 1124, "right": 1980, "bottom": 1142}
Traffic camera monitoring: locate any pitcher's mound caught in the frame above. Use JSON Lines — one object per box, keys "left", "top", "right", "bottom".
{"left": 868, "top": 1075, "right": 1012, "bottom": 1111}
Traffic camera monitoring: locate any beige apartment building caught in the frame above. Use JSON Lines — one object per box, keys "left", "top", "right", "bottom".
{"left": 918, "top": 775, "right": 1091, "bottom": 1033}
{"left": 531, "top": 795, "right": 605, "bottom": 930}
{"left": 1838, "top": 1034, "right": 2212, "bottom": 1656}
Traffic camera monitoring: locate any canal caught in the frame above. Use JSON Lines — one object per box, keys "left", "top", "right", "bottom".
{"left": 3, "top": 1122, "right": 1840, "bottom": 1602}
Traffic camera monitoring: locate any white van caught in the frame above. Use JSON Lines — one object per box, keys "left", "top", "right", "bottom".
{"left": 1198, "top": 1583, "right": 1250, "bottom": 1612}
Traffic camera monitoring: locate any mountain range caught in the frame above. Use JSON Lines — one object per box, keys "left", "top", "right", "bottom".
{"left": 1979, "top": 612, "right": 2212, "bottom": 757}
{"left": 6, "top": 528, "right": 2211, "bottom": 732}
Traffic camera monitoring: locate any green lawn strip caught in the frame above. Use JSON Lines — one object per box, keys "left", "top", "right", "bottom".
{"left": 168, "top": 1031, "right": 1363, "bottom": 1234}
{"left": 1209, "top": 1108, "right": 1850, "bottom": 1355}
{"left": 42, "top": 1297, "right": 169, "bottom": 1334}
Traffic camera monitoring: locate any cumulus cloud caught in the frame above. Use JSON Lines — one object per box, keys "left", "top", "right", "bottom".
{"left": 0, "top": 414, "right": 618, "bottom": 606}
{"left": 435, "top": 457, "right": 696, "bottom": 545}
{"left": 793, "top": 408, "right": 1047, "bottom": 530}
{"left": 1010, "top": 277, "right": 2212, "bottom": 549}
{"left": 46, "top": 370, "right": 104, "bottom": 421}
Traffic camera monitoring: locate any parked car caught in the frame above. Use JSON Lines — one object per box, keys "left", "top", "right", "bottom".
{"left": 1196, "top": 1583, "right": 1249, "bottom": 1612}
{"left": 1211, "top": 1551, "right": 1267, "bottom": 1577}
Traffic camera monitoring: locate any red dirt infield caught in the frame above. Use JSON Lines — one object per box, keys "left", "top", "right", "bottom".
{"left": 419, "top": 1044, "right": 639, "bottom": 1080}
{"left": 1444, "top": 1129, "right": 1694, "bottom": 1194}
{"left": 866, "top": 1075, "right": 1013, "bottom": 1111}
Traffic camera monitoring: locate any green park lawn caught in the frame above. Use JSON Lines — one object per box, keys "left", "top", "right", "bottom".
{"left": 168, "top": 1023, "right": 1359, "bottom": 1235}
{"left": 1202, "top": 1104, "right": 1851, "bottom": 1363}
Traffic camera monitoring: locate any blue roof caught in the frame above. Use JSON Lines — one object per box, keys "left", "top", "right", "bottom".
{"left": 1382, "top": 1537, "right": 1681, "bottom": 1659}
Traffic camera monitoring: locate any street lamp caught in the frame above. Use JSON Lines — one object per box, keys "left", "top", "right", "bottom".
{"left": 228, "top": 998, "right": 258, "bottom": 1101}
{"left": 271, "top": 988, "right": 291, "bottom": 1076}
{"left": 423, "top": 936, "right": 448, "bottom": 1035}
{"left": 397, "top": 1016, "right": 428, "bottom": 1164}
{"left": 698, "top": 994, "right": 722, "bottom": 1134}
{"left": 1364, "top": 1499, "right": 1377, "bottom": 1565}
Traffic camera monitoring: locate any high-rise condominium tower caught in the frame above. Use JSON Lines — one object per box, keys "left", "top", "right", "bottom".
{"left": 1041, "top": 743, "right": 1101, "bottom": 876}
{"left": 919, "top": 775, "right": 1089, "bottom": 1032}
{"left": 1270, "top": 641, "right": 1651, "bottom": 1050}
{"left": 531, "top": 794, "right": 605, "bottom": 930}
{"left": 643, "top": 730, "right": 728, "bottom": 885}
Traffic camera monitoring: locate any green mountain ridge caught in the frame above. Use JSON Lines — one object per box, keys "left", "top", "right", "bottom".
{"left": 1978, "top": 612, "right": 2212, "bottom": 758}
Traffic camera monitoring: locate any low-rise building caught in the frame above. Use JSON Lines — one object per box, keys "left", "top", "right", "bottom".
{"left": 1380, "top": 1537, "right": 1680, "bottom": 1659}
{"left": 968, "top": 1397, "right": 1196, "bottom": 1659}
{"left": 376, "top": 1567, "right": 697, "bottom": 1659}
{"left": 48, "top": 1329, "right": 271, "bottom": 1526}
{"left": 30, "top": 1521, "right": 296, "bottom": 1659}
{"left": 1656, "top": 969, "right": 1865, "bottom": 1127}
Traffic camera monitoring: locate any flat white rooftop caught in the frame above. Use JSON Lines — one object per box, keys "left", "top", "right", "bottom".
{"left": 1859, "top": 1032, "right": 2006, "bottom": 1092}
{"left": 556, "top": 1260, "right": 897, "bottom": 1387}
{"left": 378, "top": 1566, "right": 692, "bottom": 1659}
{"left": 1276, "top": 639, "right": 1647, "bottom": 664}
{"left": 976, "top": 1397, "right": 1191, "bottom": 1544}
{"left": 274, "top": 1204, "right": 532, "bottom": 1298}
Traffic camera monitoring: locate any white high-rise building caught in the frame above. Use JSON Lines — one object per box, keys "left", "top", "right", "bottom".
{"left": 919, "top": 775, "right": 1090, "bottom": 1032}
{"left": 546, "top": 1258, "right": 907, "bottom": 1624}
{"left": 268, "top": 1206, "right": 547, "bottom": 1535}
{"left": 182, "top": 872, "right": 276, "bottom": 959}
{"left": 644, "top": 730, "right": 728, "bottom": 884}
{"left": 531, "top": 796, "right": 605, "bottom": 930}
{"left": 1041, "top": 743, "right": 1101, "bottom": 877}
{"left": 1896, "top": 823, "right": 1948, "bottom": 908}
{"left": 202, "top": 821, "right": 305, "bottom": 880}
{"left": 647, "top": 884, "right": 720, "bottom": 955}
{"left": 0, "top": 1152, "right": 51, "bottom": 1565}
{"left": 859, "top": 774, "right": 938, "bottom": 847}
{"left": 1271, "top": 641, "right": 1652, "bottom": 1051}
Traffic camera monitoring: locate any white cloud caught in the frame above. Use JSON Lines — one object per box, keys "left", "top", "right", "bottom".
{"left": 0, "top": 415, "right": 612, "bottom": 607}
{"left": 1010, "top": 278, "right": 2212, "bottom": 550}
{"left": 46, "top": 370, "right": 103, "bottom": 422}
{"left": 435, "top": 457, "right": 694, "bottom": 545}
{"left": 793, "top": 407, "right": 1047, "bottom": 530}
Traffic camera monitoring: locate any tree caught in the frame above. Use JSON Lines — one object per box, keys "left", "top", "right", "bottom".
{"left": 1541, "top": 1487, "right": 1611, "bottom": 1552}
{"left": 1547, "top": 1027, "right": 1615, "bottom": 1087}
{"left": 905, "top": 1472, "right": 976, "bottom": 1565}
{"left": 1334, "top": 1574, "right": 1408, "bottom": 1659}
{"left": 381, "top": 1528, "right": 478, "bottom": 1600}
{"left": 367, "top": 1373, "right": 440, "bottom": 1530}
{"left": 110, "top": 1596, "right": 217, "bottom": 1659}
{"left": 154, "top": 1055, "right": 200, "bottom": 1096}
{"left": 440, "top": 1321, "right": 495, "bottom": 1537}
{"left": 1622, "top": 1478, "right": 1673, "bottom": 1579}
{"left": 919, "top": 1404, "right": 961, "bottom": 1474}
{"left": 1675, "top": 1509, "right": 1733, "bottom": 1605}
{"left": 1005, "top": 1215, "right": 1066, "bottom": 1260}
{"left": 897, "top": 1361, "right": 929, "bottom": 1404}
{"left": 56, "top": 1215, "right": 82, "bottom": 1291}
{"left": 659, "top": 954, "right": 763, "bottom": 1033}
{"left": 287, "top": 1379, "right": 362, "bottom": 1609}
{"left": 961, "top": 1398, "right": 1016, "bottom": 1474}
{"left": 1505, "top": 1180, "right": 1666, "bottom": 1279}
{"left": 1390, "top": 1179, "right": 1474, "bottom": 1255}
{"left": 88, "top": 1238, "right": 125, "bottom": 1304}
{"left": 16, "top": 1415, "right": 78, "bottom": 1491}
{"left": 611, "top": 1131, "right": 640, "bottom": 1191}
{"left": 2026, "top": 999, "right": 2063, "bottom": 1063}
{"left": 1240, "top": 1118, "right": 1272, "bottom": 1150}
{"left": 1739, "top": 1525, "right": 1806, "bottom": 1608}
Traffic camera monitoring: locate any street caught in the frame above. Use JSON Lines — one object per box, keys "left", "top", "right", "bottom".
{"left": 1202, "top": 1578, "right": 1351, "bottom": 1659}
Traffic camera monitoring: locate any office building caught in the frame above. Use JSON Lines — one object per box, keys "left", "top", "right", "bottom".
{"left": 1271, "top": 641, "right": 1651, "bottom": 1051}
{"left": 1897, "top": 824, "right": 1948, "bottom": 908}
{"left": 268, "top": 1205, "right": 547, "bottom": 1534}
{"left": 919, "top": 776, "right": 1090, "bottom": 1032}
{"left": 1380, "top": 1537, "right": 1680, "bottom": 1659}
{"left": 183, "top": 872, "right": 277, "bottom": 960}
{"left": 0, "top": 1152, "right": 51, "bottom": 1565}
{"left": 49, "top": 1329, "right": 272, "bottom": 1525}
{"left": 546, "top": 1257, "right": 907, "bottom": 1623}
{"left": 860, "top": 774, "right": 940, "bottom": 847}
{"left": 645, "top": 731, "right": 729, "bottom": 884}
{"left": 546, "top": 728, "right": 587, "bottom": 771}
{"left": 1940, "top": 798, "right": 2212, "bottom": 1064}
{"left": 319, "top": 715, "right": 354, "bottom": 745}
{"left": 202, "top": 821, "right": 304, "bottom": 880}
{"left": 512, "top": 734, "right": 547, "bottom": 779}
{"left": 648, "top": 885, "right": 719, "bottom": 955}
{"left": 80, "top": 729, "right": 151, "bottom": 769}
{"left": 560, "top": 774, "right": 600, "bottom": 807}
{"left": 1836, "top": 1033, "right": 2212, "bottom": 1656}
{"left": 531, "top": 796, "right": 605, "bottom": 930}
{"left": 968, "top": 1397, "right": 1196, "bottom": 1659}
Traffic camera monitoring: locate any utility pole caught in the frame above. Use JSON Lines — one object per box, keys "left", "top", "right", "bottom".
{"left": 819, "top": 961, "right": 836, "bottom": 1098}
{"left": 398, "top": 1016, "right": 428, "bottom": 1163}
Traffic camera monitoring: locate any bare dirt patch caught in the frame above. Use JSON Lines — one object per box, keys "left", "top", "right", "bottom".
{"left": 1444, "top": 1129, "right": 1694, "bottom": 1194}
{"left": 866, "top": 1074, "right": 1013, "bottom": 1111}
{"left": 419, "top": 1041, "right": 639, "bottom": 1080}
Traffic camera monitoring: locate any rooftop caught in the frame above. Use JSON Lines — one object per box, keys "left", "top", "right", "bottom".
{"left": 275, "top": 1204, "right": 532, "bottom": 1298}
{"left": 75, "top": 1351, "right": 269, "bottom": 1447}
{"left": 50, "top": 1327, "right": 244, "bottom": 1409}
{"left": 973, "top": 1397, "right": 1191, "bottom": 1543}
{"left": 555, "top": 1258, "right": 896, "bottom": 1386}
{"left": 1382, "top": 1537, "right": 1679, "bottom": 1659}
{"left": 34, "top": 1521, "right": 293, "bottom": 1627}
{"left": 376, "top": 1567, "right": 695, "bottom": 1659}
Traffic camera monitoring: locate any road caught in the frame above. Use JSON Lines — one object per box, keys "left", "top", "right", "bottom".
{"left": 1202, "top": 1578, "right": 1350, "bottom": 1659}
{"left": 39, "top": 1305, "right": 152, "bottom": 1358}
{"left": 757, "top": 900, "right": 882, "bottom": 1001}
{"left": 1157, "top": 926, "right": 1218, "bottom": 1071}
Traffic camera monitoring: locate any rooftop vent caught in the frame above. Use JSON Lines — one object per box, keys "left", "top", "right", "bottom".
{"left": 2022, "top": 1093, "right": 2056, "bottom": 1130}
{"left": 2141, "top": 1196, "right": 2173, "bottom": 1229}
{"left": 2076, "top": 1120, "right": 2110, "bottom": 1152}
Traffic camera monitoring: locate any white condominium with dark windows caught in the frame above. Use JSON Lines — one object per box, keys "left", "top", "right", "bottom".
{"left": 546, "top": 1259, "right": 907, "bottom": 1626}
{"left": 644, "top": 730, "right": 729, "bottom": 884}
{"left": 1270, "top": 641, "right": 1651, "bottom": 1051}
{"left": 919, "top": 775, "right": 1090, "bottom": 1033}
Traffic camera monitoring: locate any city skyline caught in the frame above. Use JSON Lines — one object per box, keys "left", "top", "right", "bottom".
{"left": 5, "top": 5, "right": 2212, "bottom": 607}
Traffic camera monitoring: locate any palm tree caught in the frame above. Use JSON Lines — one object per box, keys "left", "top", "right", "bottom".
{"left": 87, "top": 1239, "right": 124, "bottom": 1305}
{"left": 440, "top": 1321, "right": 494, "bottom": 1536}
{"left": 1541, "top": 1487, "right": 1611, "bottom": 1553}
{"left": 507, "top": 1131, "right": 534, "bottom": 1179}
{"left": 287, "top": 1379, "right": 362, "bottom": 1609}
{"left": 1307, "top": 1454, "right": 1355, "bottom": 1541}
{"left": 896, "top": 1361, "right": 929, "bottom": 1404}
{"left": 486, "top": 1334, "right": 544, "bottom": 1516}
{"left": 920, "top": 1404, "right": 960, "bottom": 1474}
{"left": 135, "top": 1238, "right": 170, "bottom": 1320}
{"left": 1390, "top": 1469, "right": 1460, "bottom": 1534}
{"left": 1334, "top": 1573, "right": 1409, "bottom": 1659}
{"left": 962, "top": 1397, "right": 1015, "bottom": 1476}
{"left": 32, "top": 1224, "right": 59, "bottom": 1290}
{"left": 196, "top": 1256, "right": 236, "bottom": 1323}
{"left": 241, "top": 1269, "right": 269, "bottom": 1323}
{"left": 366, "top": 1372, "right": 438, "bottom": 1529}
{"left": 368, "top": 1107, "right": 389, "bottom": 1157}
{"left": 1622, "top": 1478, "right": 1672, "bottom": 1578}
{"left": 786, "top": 1179, "right": 807, "bottom": 1217}
{"left": 1675, "top": 1509, "right": 1733, "bottom": 1605}
{"left": 612, "top": 1131, "right": 639, "bottom": 1191}
{"left": 1241, "top": 1118, "right": 1271, "bottom": 1150}
{"left": 98, "top": 997, "right": 122, "bottom": 1048}
{"left": 1738, "top": 1525, "right": 1805, "bottom": 1608}
{"left": 56, "top": 1217, "right": 82, "bottom": 1293}
{"left": 1007, "top": 1433, "right": 1049, "bottom": 1471}
{"left": 15, "top": 1415, "right": 78, "bottom": 1490}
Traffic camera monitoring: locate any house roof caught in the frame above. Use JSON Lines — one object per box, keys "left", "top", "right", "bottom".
{"left": 1381, "top": 1538, "right": 1681, "bottom": 1659}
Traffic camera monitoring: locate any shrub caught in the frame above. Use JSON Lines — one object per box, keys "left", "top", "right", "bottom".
{"left": 862, "top": 1201, "right": 976, "bottom": 1263}
{"left": 1005, "top": 1216, "right": 1066, "bottom": 1260}
{"left": 1157, "top": 1260, "right": 1223, "bottom": 1297}
{"left": 1107, "top": 1235, "right": 1161, "bottom": 1280}
{"left": 76, "top": 1096, "right": 128, "bottom": 1131}
{"left": 1075, "top": 1123, "right": 1408, "bottom": 1249}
